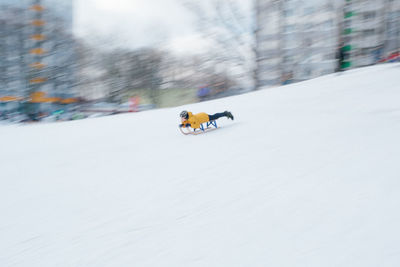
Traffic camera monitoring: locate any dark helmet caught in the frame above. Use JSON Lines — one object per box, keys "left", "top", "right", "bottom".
{"left": 180, "top": 110, "right": 188, "bottom": 119}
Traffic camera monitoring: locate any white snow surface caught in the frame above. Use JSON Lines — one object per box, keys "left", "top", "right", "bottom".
{"left": 1, "top": 64, "right": 400, "bottom": 267}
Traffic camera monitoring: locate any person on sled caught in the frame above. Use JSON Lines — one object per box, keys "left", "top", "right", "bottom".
{"left": 179, "top": 110, "right": 234, "bottom": 129}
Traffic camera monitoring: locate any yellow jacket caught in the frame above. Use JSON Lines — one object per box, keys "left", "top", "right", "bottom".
{"left": 182, "top": 112, "right": 209, "bottom": 129}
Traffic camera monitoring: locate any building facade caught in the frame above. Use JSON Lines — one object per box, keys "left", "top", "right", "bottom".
{"left": 255, "top": 0, "right": 338, "bottom": 88}
{"left": 0, "top": 0, "right": 75, "bottom": 103}
{"left": 255, "top": 0, "right": 282, "bottom": 87}
{"left": 342, "top": 0, "right": 384, "bottom": 68}
{"left": 342, "top": 0, "right": 400, "bottom": 68}
{"left": 384, "top": 0, "right": 400, "bottom": 56}
{"left": 256, "top": 0, "right": 400, "bottom": 88}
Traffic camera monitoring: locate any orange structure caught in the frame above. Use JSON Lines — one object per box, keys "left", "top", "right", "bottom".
{"left": 30, "top": 5, "right": 44, "bottom": 12}
{"left": 31, "top": 34, "right": 46, "bottom": 41}
{"left": 29, "top": 78, "right": 47, "bottom": 84}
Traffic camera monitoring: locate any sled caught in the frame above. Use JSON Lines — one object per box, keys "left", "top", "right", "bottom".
{"left": 179, "top": 120, "right": 218, "bottom": 135}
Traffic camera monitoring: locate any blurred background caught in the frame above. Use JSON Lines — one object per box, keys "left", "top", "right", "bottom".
{"left": 0, "top": 0, "right": 399, "bottom": 123}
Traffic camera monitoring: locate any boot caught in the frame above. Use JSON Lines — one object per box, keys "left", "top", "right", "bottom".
{"left": 224, "top": 111, "right": 234, "bottom": 120}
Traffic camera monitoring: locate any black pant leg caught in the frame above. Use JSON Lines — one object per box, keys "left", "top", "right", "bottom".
{"left": 208, "top": 112, "right": 225, "bottom": 121}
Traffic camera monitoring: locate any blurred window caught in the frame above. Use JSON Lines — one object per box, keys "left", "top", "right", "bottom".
{"left": 324, "top": 3, "right": 334, "bottom": 11}
{"left": 285, "top": 25, "right": 295, "bottom": 33}
{"left": 283, "top": 55, "right": 294, "bottom": 64}
{"left": 363, "top": 11, "right": 376, "bottom": 20}
{"left": 388, "top": 23, "right": 396, "bottom": 35}
{"left": 363, "top": 29, "right": 375, "bottom": 37}
{"left": 389, "top": 12, "right": 397, "bottom": 20}
{"left": 283, "top": 9, "right": 294, "bottom": 17}
{"left": 324, "top": 20, "right": 333, "bottom": 28}
{"left": 284, "top": 33, "right": 296, "bottom": 42}
{"left": 361, "top": 48, "right": 370, "bottom": 56}
{"left": 304, "top": 23, "right": 313, "bottom": 31}
{"left": 303, "top": 38, "right": 312, "bottom": 46}
{"left": 323, "top": 53, "right": 334, "bottom": 60}
{"left": 304, "top": 7, "right": 315, "bottom": 15}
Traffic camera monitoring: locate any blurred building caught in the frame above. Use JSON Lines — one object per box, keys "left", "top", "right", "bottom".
{"left": 256, "top": 0, "right": 400, "bottom": 88}
{"left": 0, "top": 3, "right": 26, "bottom": 97}
{"left": 255, "top": 0, "right": 338, "bottom": 87}
{"left": 340, "top": 0, "right": 400, "bottom": 69}
{"left": 384, "top": 0, "right": 400, "bottom": 57}
{"left": 255, "top": 0, "right": 281, "bottom": 87}
{"left": 341, "top": 0, "right": 385, "bottom": 68}
{"left": 0, "top": 0, "right": 76, "bottom": 107}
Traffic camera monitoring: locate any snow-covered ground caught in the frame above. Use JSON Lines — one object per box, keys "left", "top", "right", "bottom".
{"left": 1, "top": 64, "right": 400, "bottom": 267}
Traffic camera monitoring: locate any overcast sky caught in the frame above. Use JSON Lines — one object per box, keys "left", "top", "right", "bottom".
{"left": 74, "top": 0, "right": 252, "bottom": 53}
{"left": 74, "top": 0, "right": 212, "bottom": 53}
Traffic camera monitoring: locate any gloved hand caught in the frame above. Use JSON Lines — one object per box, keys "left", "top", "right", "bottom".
{"left": 179, "top": 124, "right": 183, "bottom": 128}
{"left": 185, "top": 123, "right": 191, "bottom": 127}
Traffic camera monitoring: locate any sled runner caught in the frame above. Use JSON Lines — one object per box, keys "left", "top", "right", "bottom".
{"left": 179, "top": 120, "right": 218, "bottom": 135}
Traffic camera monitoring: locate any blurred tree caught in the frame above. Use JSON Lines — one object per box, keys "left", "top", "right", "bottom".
{"left": 0, "top": 6, "right": 27, "bottom": 97}
{"left": 74, "top": 38, "right": 102, "bottom": 100}
{"left": 46, "top": 14, "right": 77, "bottom": 99}
{"left": 99, "top": 48, "right": 164, "bottom": 106}
{"left": 182, "top": 0, "right": 256, "bottom": 90}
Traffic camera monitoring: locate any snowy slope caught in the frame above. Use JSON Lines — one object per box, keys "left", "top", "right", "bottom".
{"left": 1, "top": 64, "right": 400, "bottom": 267}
